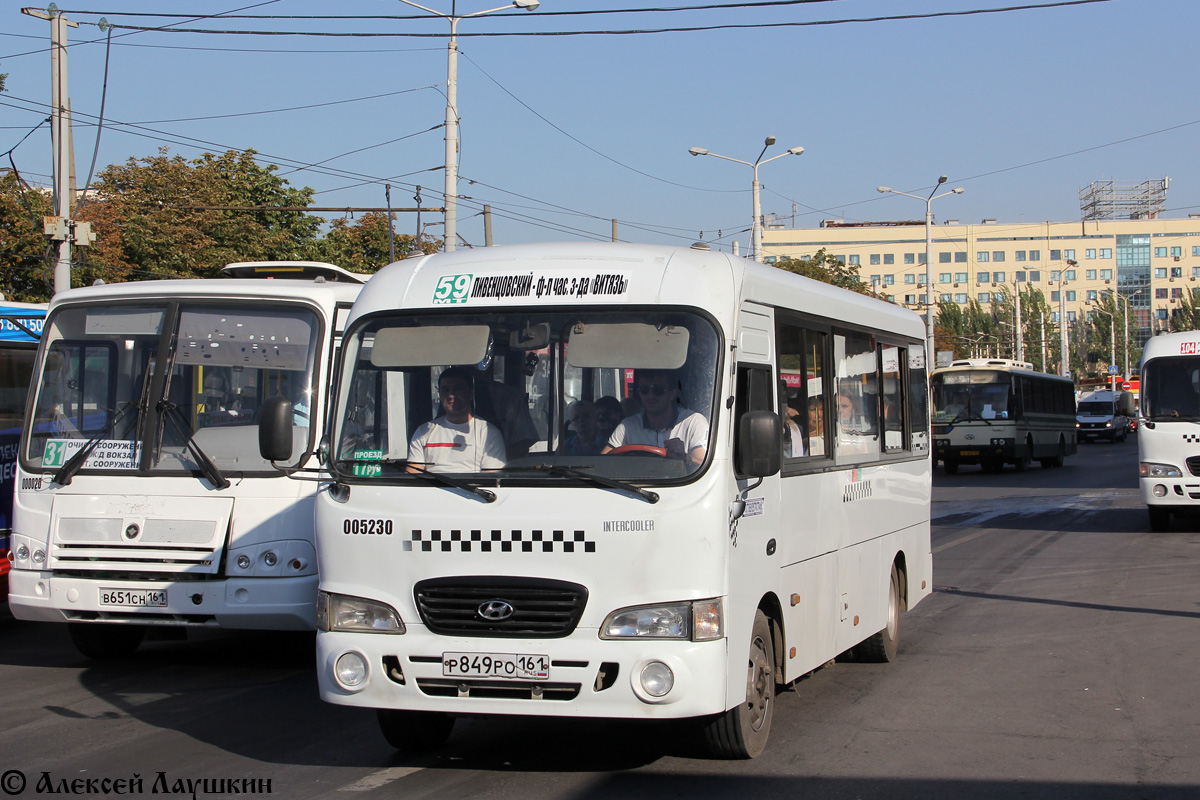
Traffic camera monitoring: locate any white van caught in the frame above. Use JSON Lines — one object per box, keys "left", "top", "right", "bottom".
{"left": 1076, "top": 390, "right": 1134, "bottom": 442}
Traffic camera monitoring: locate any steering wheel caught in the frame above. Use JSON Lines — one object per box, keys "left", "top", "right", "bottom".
{"left": 608, "top": 444, "right": 668, "bottom": 457}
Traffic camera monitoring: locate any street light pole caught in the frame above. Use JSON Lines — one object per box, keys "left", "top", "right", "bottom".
{"left": 876, "top": 176, "right": 964, "bottom": 371}
{"left": 689, "top": 137, "right": 805, "bottom": 263}
{"left": 1111, "top": 289, "right": 1143, "bottom": 382}
{"left": 397, "top": 0, "right": 541, "bottom": 253}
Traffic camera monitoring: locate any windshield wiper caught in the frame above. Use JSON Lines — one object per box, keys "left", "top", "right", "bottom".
{"left": 157, "top": 400, "right": 231, "bottom": 490}
{"left": 377, "top": 459, "right": 496, "bottom": 503}
{"left": 52, "top": 401, "right": 140, "bottom": 486}
{"left": 503, "top": 463, "right": 659, "bottom": 504}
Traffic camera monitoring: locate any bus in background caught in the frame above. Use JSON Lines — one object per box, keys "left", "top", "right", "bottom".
{"left": 1076, "top": 389, "right": 1136, "bottom": 443}
{"left": 259, "top": 242, "right": 933, "bottom": 758}
{"left": 931, "top": 358, "right": 1077, "bottom": 474}
{"left": 1138, "top": 331, "right": 1200, "bottom": 532}
{"left": 9, "top": 262, "right": 362, "bottom": 657}
{"left": 1, "top": 301, "right": 47, "bottom": 602}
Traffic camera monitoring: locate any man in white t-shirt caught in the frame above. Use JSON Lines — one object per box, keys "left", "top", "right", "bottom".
{"left": 602, "top": 369, "right": 708, "bottom": 469}
{"left": 408, "top": 367, "right": 506, "bottom": 473}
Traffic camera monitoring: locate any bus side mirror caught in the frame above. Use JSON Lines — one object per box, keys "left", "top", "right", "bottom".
{"left": 259, "top": 396, "right": 295, "bottom": 462}
{"left": 738, "top": 410, "right": 782, "bottom": 478}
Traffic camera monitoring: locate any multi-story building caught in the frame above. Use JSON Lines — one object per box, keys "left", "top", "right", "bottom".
{"left": 761, "top": 216, "right": 1200, "bottom": 349}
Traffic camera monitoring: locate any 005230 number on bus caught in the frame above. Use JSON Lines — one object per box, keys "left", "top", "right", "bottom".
{"left": 343, "top": 519, "right": 393, "bottom": 535}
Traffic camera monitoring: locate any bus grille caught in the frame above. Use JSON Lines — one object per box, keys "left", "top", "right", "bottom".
{"left": 1187, "top": 456, "right": 1200, "bottom": 476}
{"left": 415, "top": 678, "right": 580, "bottom": 701}
{"left": 414, "top": 576, "right": 587, "bottom": 638}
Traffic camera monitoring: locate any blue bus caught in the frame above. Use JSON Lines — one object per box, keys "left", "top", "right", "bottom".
{"left": 1, "top": 302, "right": 47, "bottom": 601}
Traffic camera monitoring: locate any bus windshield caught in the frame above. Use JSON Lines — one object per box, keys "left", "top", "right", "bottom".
{"left": 332, "top": 309, "right": 720, "bottom": 483}
{"left": 24, "top": 302, "right": 320, "bottom": 475}
{"left": 1142, "top": 356, "right": 1200, "bottom": 420}
{"left": 931, "top": 371, "right": 1013, "bottom": 422}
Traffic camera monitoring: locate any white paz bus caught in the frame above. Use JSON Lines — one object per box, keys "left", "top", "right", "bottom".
{"left": 259, "top": 242, "right": 934, "bottom": 758}
{"left": 9, "top": 262, "right": 362, "bottom": 657}
{"left": 1138, "top": 331, "right": 1200, "bottom": 532}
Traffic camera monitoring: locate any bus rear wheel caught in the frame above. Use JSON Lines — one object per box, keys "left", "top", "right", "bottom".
{"left": 377, "top": 709, "right": 455, "bottom": 751}
{"left": 703, "top": 610, "right": 774, "bottom": 759}
{"left": 856, "top": 565, "right": 902, "bottom": 663}
{"left": 67, "top": 623, "right": 146, "bottom": 660}
{"left": 1148, "top": 507, "right": 1172, "bottom": 533}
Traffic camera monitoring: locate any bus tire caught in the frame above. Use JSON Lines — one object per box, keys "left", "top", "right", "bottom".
{"left": 703, "top": 610, "right": 774, "bottom": 759}
{"left": 377, "top": 709, "right": 455, "bottom": 751}
{"left": 943, "top": 460, "right": 959, "bottom": 475}
{"left": 67, "top": 623, "right": 145, "bottom": 660}
{"left": 1148, "top": 507, "right": 1172, "bottom": 533}
{"left": 1041, "top": 440, "right": 1066, "bottom": 469}
{"left": 856, "top": 565, "right": 902, "bottom": 663}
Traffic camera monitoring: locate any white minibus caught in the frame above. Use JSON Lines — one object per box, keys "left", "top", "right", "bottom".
{"left": 1138, "top": 331, "right": 1200, "bottom": 532}
{"left": 260, "top": 242, "right": 933, "bottom": 758}
{"left": 9, "top": 262, "right": 362, "bottom": 657}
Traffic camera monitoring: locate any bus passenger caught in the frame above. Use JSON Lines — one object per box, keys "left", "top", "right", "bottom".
{"left": 594, "top": 396, "right": 623, "bottom": 443}
{"left": 602, "top": 369, "right": 708, "bottom": 468}
{"left": 408, "top": 366, "right": 505, "bottom": 472}
{"left": 560, "top": 400, "right": 606, "bottom": 456}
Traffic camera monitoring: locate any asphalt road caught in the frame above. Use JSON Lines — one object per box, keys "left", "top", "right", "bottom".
{"left": 3, "top": 436, "right": 1198, "bottom": 799}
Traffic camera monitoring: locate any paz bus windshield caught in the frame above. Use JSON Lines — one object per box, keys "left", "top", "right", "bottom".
{"left": 931, "top": 370, "right": 1013, "bottom": 422}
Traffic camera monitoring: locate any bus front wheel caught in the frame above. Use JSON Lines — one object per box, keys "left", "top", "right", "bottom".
{"left": 1148, "top": 507, "right": 1172, "bottom": 533}
{"left": 703, "top": 610, "right": 775, "bottom": 759}
{"left": 377, "top": 709, "right": 455, "bottom": 751}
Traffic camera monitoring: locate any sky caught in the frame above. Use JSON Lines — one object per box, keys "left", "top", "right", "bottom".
{"left": 2, "top": 0, "right": 1197, "bottom": 255}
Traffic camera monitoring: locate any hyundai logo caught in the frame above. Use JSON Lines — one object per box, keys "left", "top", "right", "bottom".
{"left": 963, "top": 434, "right": 975, "bottom": 441}
{"left": 477, "top": 600, "right": 515, "bottom": 621}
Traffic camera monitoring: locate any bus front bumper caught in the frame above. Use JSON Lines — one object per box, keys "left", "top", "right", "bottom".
{"left": 7, "top": 570, "right": 317, "bottom": 630}
{"left": 316, "top": 628, "right": 730, "bottom": 720}
{"left": 1141, "top": 478, "right": 1200, "bottom": 508}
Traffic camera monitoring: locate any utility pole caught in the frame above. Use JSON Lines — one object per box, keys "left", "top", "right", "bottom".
{"left": 23, "top": 5, "right": 94, "bottom": 294}
{"left": 1014, "top": 284, "right": 1024, "bottom": 362}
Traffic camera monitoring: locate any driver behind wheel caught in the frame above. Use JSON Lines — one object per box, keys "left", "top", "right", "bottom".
{"left": 602, "top": 368, "right": 708, "bottom": 469}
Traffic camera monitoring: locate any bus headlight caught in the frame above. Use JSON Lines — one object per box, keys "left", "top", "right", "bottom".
{"left": 317, "top": 591, "right": 404, "bottom": 634}
{"left": 601, "top": 599, "right": 722, "bottom": 641}
{"left": 1140, "top": 462, "right": 1182, "bottom": 478}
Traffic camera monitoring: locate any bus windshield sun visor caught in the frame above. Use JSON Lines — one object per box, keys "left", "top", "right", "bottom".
{"left": 566, "top": 323, "right": 690, "bottom": 369}
{"left": 369, "top": 325, "right": 491, "bottom": 368}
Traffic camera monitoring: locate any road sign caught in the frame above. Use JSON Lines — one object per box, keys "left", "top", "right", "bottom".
{"left": 1122, "top": 381, "right": 1131, "bottom": 390}
{"left": 1108, "top": 365, "right": 1119, "bottom": 375}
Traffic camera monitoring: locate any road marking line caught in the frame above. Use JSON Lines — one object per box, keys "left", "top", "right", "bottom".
{"left": 338, "top": 767, "right": 424, "bottom": 792}
{"left": 934, "top": 528, "right": 994, "bottom": 553}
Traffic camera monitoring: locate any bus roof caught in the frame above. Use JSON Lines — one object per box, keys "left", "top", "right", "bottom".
{"left": 932, "top": 359, "right": 1074, "bottom": 384}
{"left": 45, "top": 275, "right": 362, "bottom": 313}
{"left": 1140, "top": 330, "right": 1200, "bottom": 366}
{"left": 220, "top": 261, "right": 367, "bottom": 284}
{"left": 351, "top": 242, "right": 925, "bottom": 342}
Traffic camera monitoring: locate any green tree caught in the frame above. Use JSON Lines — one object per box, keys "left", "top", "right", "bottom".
{"left": 313, "top": 211, "right": 439, "bottom": 274}
{"left": 772, "top": 249, "right": 876, "bottom": 295}
{"left": 0, "top": 170, "right": 55, "bottom": 301}
{"left": 1168, "top": 288, "right": 1200, "bottom": 333}
{"left": 76, "top": 148, "right": 323, "bottom": 283}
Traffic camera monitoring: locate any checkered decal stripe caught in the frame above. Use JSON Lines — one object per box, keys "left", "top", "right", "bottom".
{"left": 403, "top": 529, "right": 595, "bottom": 553}
{"left": 1182, "top": 434, "right": 1200, "bottom": 443}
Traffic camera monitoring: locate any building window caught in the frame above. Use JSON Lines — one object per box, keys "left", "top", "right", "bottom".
{"left": 1193, "top": 246, "right": 1200, "bottom": 257}
{"left": 1100, "top": 269, "right": 1113, "bottom": 280}
{"left": 1171, "top": 246, "right": 1182, "bottom": 258}
{"left": 1050, "top": 249, "right": 1062, "bottom": 261}
{"left": 904, "top": 274, "right": 915, "bottom": 284}
{"left": 1155, "top": 268, "right": 1167, "bottom": 279}
{"left": 1193, "top": 267, "right": 1200, "bottom": 278}
{"left": 1065, "top": 249, "right": 1076, "bottom": 260}
{"left": 977, "top": 271, "right": 991, "bottom": 284}
{"left": 1086, "top": 289, "right": 1098, "bottom": 301}
{"left": 1156, "top": 309, "right": 1168, "bottom": 320}
{"left": 953, "top": 294, "right": 966, "bottom": 304}
{"left": 939, "top": 273, "right": 952, "bottom": 284}
{"left": 1065, "top": 269, "right": 1076, "bottom": 281}
{"left": 1172, "top": 287, "right": 1183, "bottom": 299}
{"left": 884, "top": 253, "right": 895, "bottom": 265}
{"left": 1155, "top": 288, "right": 1168, "bottom": 299}
{"left": 1086, "top": 249, "right": 1096, "bottom": 259}
{"left": 1051, "top": 270, "right": 1061, "bottom": 282}
{"left": 1015, "top": 250, "right": 1027, "bottom": 261}
{"left": 939, "top": 252, "right": 952, "bottom": 263}
{"left": 1086, "top": 269, "right": 1097, "bottom": 280}
{"left": 848, "top": 255, "right": 860, "bottom": 266}
{"left": 919, "top": 293, "right": 928, "bottom": 304}
{"left": 1066, "top": 290, "right": 1076, "bottom": 302}
{"left": 993, "top": 271, "right": 1005, "bottom": 283}
{"left": 905, "top": 253, "right": 915, "bottom": 264}
{"left": 1172, "top": 267, "right": 1182, "bottom": 278}
{"left": 955, "top": 252, "right": 967, "bottom": 263}
{"left": 954, "top": 272, "right": 968, "bottom": 283}
{"left": 1051, "top": 291, "right": 1060, "bottom": 302}
{"left": 977, "top": 251, "right": 990, "bottom": 263}
{"left": 884, "top": 274, "right": 894, "bottom": 285}
{"left": 1100, "top": 248, "right": 1112, "bottom": 259}
{"left": 904, "top": 294, "right": 916, "bottom": 304}
{"left": 992, "top": 251, "right": 1005, "bottom": 262}
{"left": 1155, "top": 247, "right": 1167, "bottom": 258}
{"left": 1029, "top": 270, "right": 1041, "bottom": 282}
{"left": 940, "top": 294, "right": 952, "bottom": 303}
{"left": 1029, "top": 250, "right": 1040, "bottom": 261}
{"left": 1015, "top": 271, "right": 1026, "bottom": 283}
{"left": 1067, "top": 311, "right": 1076, "bottom": 323}
{"left": 870, "top": 274, "right": 881, "bottom": 286}
{"left": 918, "top": 274, "right": 927, "bottom": 285}
{"left": 918, "top": 253, "right": 927, "bottom": 265}
{"left": 978, "top": 292, "right": 991, "bottom": 303}
{"left": 870, "top": 254, "right": 881, "bottom": 266}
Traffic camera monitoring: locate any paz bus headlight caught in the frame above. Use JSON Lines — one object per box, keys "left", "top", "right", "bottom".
{"left": 1140, "top": 463, "right": 1182, "bottom": 479}
{"left": 601, "top": 599, "right": 722, "bottom": 641}
{"left": 316, "top": 591, "right": 405, "bottom": 634}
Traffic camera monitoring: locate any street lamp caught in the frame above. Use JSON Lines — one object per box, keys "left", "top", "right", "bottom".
{"left": 1055, "top": 261, "right": 1076, "bottom": 379}
{"left": 397, "top": 0, "right": 541, "bottom": 252}
{"left": 688, "top": 136, "right": 804, "bottom": 263}
{"left": 876, "top": 176, "right": 964, "bottom": 369}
